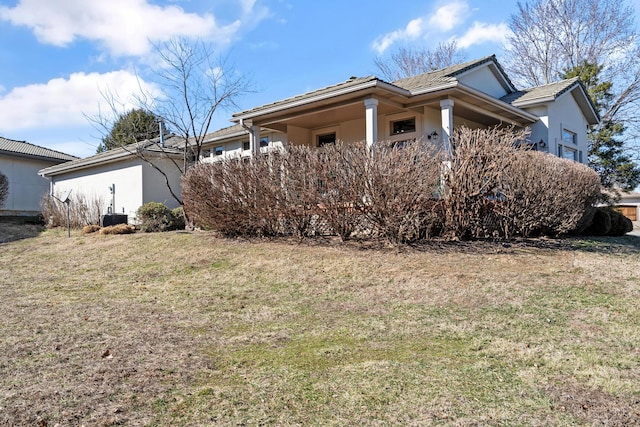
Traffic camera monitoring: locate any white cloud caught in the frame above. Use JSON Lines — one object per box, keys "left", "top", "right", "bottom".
{"left": 0, "top": 70, "right": 161, "bottom": 131}
{"left": 372, "top": 0, "right": 470, "bottom": 54}
{"left": 0, "top": 0, "right": 265, "bottom": 57}
{"left": 427, "top": 1, "right": 469, "bottom": 32}
{"left": 456, "top": 22, "right": 510, "bottom": 48}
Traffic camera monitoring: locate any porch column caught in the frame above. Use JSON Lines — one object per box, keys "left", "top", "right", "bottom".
{"left": 249, "top": 125, "right": 261, "bottom": 156}
{"left": 364, "top": 98, "right": 379, "bottom": 150}
{"left": 440, "top": 99, "right": 454, "bottom": 157}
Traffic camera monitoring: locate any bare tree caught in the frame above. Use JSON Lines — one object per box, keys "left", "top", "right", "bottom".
{"left": 374, "top": 41, "right": 467, "bottom": 81}
{"left": 505, "top": 0, "right": 636, "bottom": 87}
{"left": 505, "top": 0, "right": 640, "bottom": 174}
{"left": 141, "top": 37, "right": 253, "bottom": 170}
{"left": 88, "top": 36, "right": 253, "bottom": 206}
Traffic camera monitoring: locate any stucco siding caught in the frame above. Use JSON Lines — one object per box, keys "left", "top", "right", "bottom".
{"left": 547, "top": 92, "right": 589, "bottom": 163}
{"left": 458, "top": 66, "right": 509, "bottom": 98}
{"left": 141, "top": 159, "right": 182, "bottom": 210}
{"left": 51, "top": 159, "right": 144, "bottom": 219}
{"left": 288, "top": 125, "right": 312, "bottom": 146}
{"left": 0, "top": 155, "right": 57, "bottom": 214}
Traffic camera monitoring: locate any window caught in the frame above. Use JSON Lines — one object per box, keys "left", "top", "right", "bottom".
{"left": 562, "top": 129, "right": 577, "bottom": 145}
{"left": 560, "top": 145, "right": 577, "bottom": 161}
{"left": 214, "top": 146, "right": 223, "bottom": 156}
{"left": 391, "top": 117, "right": 416, "bottom": 135}
{"left": 317, "top": 132, "right": 336, "bottom": 147}
{"left": 260, "top": 137, "right": 269, "bottom": 148}
{"left": 242, "top": 141, "right": 250, "bottom": 151}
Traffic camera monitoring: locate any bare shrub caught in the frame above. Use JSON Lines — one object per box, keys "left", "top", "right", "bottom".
{"left": 444, "top": 127, "right": 602, "bottom": 239}
{"left": 183, "top": 154, "right": 288, "bottom": 237}
{"left": 285, "top": 142, "right": 372, "bottom": 241}
{"left": 41, "top": 193, "right": 105, "bottom": 229}
{"left": 443, "top": 126, "right": 529, "bottom": 239}
{"left": 362, "top": 140, "right": 443, "bottom": 243}
{"left": 0, "top": 171, "right": 8, "bottom": 208}
{"left": 500, "top": 151, "right": 602, "bottom": 237}
{"left": 183, "top": 141, "right": 443, "bottom": 243}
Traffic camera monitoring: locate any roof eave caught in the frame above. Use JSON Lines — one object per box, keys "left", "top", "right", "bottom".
{"left": 232, "top": 79, "right": 411, "bottom": 122}
{"left": 38, "top": 146, "right": 182, "bottom": 177}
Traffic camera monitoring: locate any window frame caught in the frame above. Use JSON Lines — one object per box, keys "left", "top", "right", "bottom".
{"left": 390, "top": 117, "right": 416, "bottom": 136}
{"left": 562, "top": 128, "right": 577, "bottom": 145}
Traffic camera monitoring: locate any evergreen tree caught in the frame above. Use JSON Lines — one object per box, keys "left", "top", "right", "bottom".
{"left": 97, "top": 109, "right": 160, "bottom": 153}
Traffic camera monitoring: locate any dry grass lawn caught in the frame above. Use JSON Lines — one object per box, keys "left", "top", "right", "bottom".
{"left": 1, "top": 226, "right": 639, "bottom": 426}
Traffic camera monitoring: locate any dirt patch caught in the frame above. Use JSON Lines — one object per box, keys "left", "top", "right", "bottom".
{"left": 0, "top": 223, "right": 44, "bottom": 244}
{"left": 544, "top": 378, "right": 640, "bottom": 426}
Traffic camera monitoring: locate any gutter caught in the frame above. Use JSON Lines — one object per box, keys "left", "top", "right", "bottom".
{"left": 232, "top": 79, "right": 411, "bottom": 122}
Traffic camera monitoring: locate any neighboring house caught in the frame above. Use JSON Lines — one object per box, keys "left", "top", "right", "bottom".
{"left": 39, "top": 139, "right": 183, "bottom": 223}
{"left": 203, "top": 55, "right": 597, "bottom": 165}
{"left": 0, "top": 136, "right": 77, "bottom": 217}
{"left": 616, "top": 191, "right": 640, "bottom": 221}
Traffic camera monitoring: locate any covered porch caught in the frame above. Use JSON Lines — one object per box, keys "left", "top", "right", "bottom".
{"left": 232, "top": 75, "right": 539, "bottom": 155}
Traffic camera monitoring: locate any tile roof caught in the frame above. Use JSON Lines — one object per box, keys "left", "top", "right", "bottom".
{"left": 500, "top": 77, "right": 581, "bottom": 105}
{"left": 39, "top": 136, "right": 184, "bottom": 177}
{"left": 232, "top": 55, "right": 511, "bottom": 120}
{"left": 0, "top": 136, "right": 78, "bottom": 162}
{"left": 233, "top": 76, "right": 379, "bottom": 118}
{"left": 202, "top": 124, "right": 247, "bottom": 142}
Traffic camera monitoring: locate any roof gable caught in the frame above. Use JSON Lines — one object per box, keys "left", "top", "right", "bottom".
{"left": 391, "top": 55, "right": 516, "bottom": 95}
{"left": 0, "top": 136, "right": 78, "bottom": 162}
{"left": 501, "top": 78, "right": 600, "bottom": 124}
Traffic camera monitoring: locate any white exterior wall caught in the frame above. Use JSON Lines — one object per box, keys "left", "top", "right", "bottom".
{"left": 51, "top": 159, "right": 144, "bottom": 221}
{"left": 0, "top": 155, "right": 59, "bottom": 215}
{"left": 141, "top": 159, "right": 183, "bottom": 211}
{"left": 546, "top": 93, "right": 589, "bottom": 164}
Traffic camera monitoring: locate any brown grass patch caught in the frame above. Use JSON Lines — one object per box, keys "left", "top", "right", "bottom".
{"left": 82, "top": 224, "right": 101, "bottom": 234}
{"left": 98, "top": 224, "right": 136, "bottom": 235}
{"left": 1, "top": 230, "right": 639, "bottom": 425}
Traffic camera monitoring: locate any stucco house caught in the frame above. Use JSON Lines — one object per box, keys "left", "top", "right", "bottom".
{"left": 38, "top": 139, "right": 183, "bottom": 222}
{"left": 0, "top": 136, "right": 77, "bottom": 217}
{"left": 40, "top": 55, "right": 599, "bottom": 220}
{"left": 202, "top": 55, "right": 597, "bottom": 165}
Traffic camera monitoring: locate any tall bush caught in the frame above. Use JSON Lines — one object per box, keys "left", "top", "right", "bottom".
{"left": 362, "top": 140, "right": 443, "bottom": 243}
{"left": 500, "top": 151, "right": 602, "bottom": 237}
{"left": 444, "top": 126, "right": 529, "bottom": 239}
{"left": 444, "top": 126, "right": 602, "bottom": 239}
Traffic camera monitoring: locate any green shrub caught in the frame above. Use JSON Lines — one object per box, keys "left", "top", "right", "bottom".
{"left": 136, "top": 202, "right": 182, "bottom": 232}
{"left": 171, "top": 207, "right": 186, "bottom": 230}
{"left": 582, "top": 207, "right": 633, "bottom": 236}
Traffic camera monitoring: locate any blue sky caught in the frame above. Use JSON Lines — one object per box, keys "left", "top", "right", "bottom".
{"left": 1, "top": 0, "right": 637, "bottom": 158}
